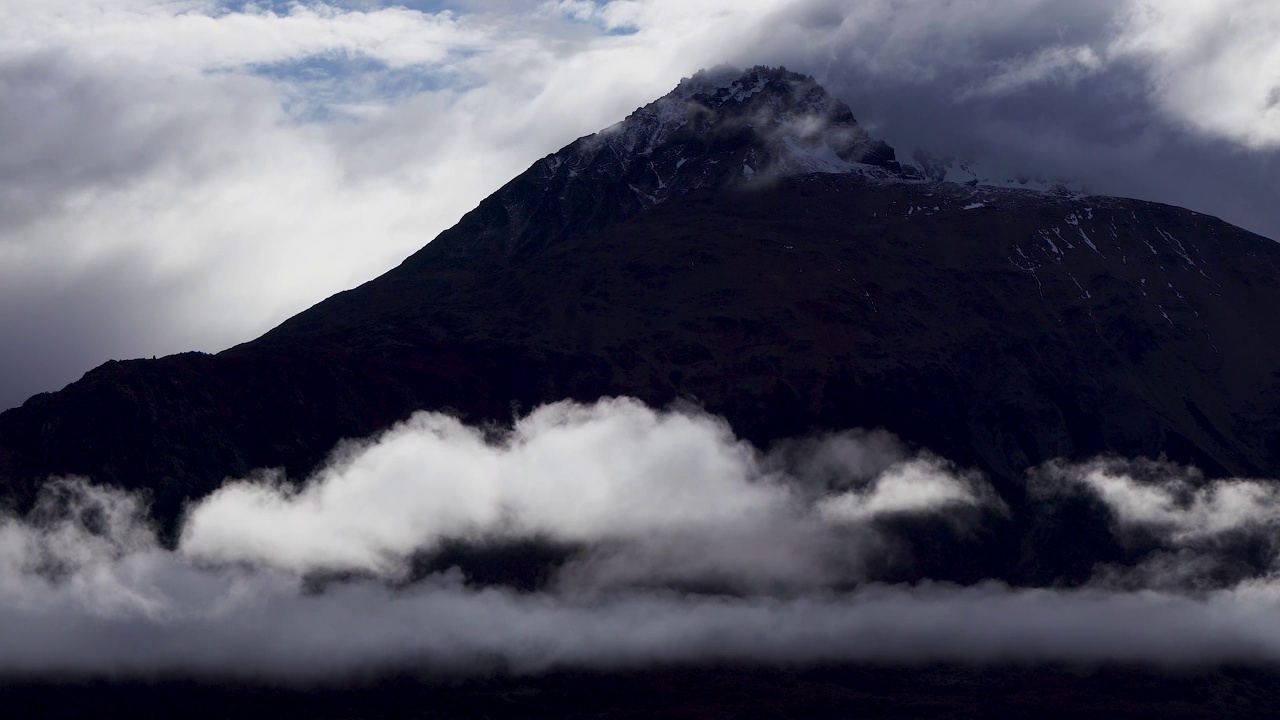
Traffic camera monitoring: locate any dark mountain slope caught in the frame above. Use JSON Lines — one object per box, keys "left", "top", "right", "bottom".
{"left": 1, "top": 67, "right": 1279, "bottom": 543}
{"left": 257, "top": 172, "right": 1280, "bottom": 479}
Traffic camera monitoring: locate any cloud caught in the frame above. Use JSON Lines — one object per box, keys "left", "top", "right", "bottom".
{"left": 962, "top": 45, "right": 1104, "bottom": 99}
{"left": 756, "top": 0, "right": 1280, "bottom": 235}
{"left": 180, "top": 399, "right": 788, "bottom": 575}
{"left": 816, "top": 457, "right": 998, "bottom": 523}
{"left": 1034, "top": 457, "right": 1280, "bottom": 543}
{"left": 3, "top": 400, "right": 1280, "bottom": 679}
{"left": 0, "top": 2, "right": 477, "bottom": 71}
{"left": 1112, "top": 0, "right": 1280, "bottom": 149}
{"left": 180, "top": 398, "right": 998, "bottom": 589}
{"left": 10, "top": 568, "right": 1280, "bottom": 679}
{"left": 1031, "top": 457, "right": 1280, "bottom": 591}
{"left": 1, "top": 0, "right": 1278, "bottom": 413}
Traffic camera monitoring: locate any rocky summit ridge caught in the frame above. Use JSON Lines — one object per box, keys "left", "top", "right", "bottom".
{"left": 402, "top": 66, "right": 907, "bottom": 268}
{"left": 569, "top": 64, "right": 904, "bottom": 185}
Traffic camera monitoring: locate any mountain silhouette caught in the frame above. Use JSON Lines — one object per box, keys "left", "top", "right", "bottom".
{"left": 2, "top": 67, "right": 1278, "bottom": 586}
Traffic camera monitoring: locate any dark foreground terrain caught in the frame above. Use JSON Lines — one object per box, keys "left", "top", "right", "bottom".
{"left": 8, "top": 665, "right": 1280, "bottom": 719}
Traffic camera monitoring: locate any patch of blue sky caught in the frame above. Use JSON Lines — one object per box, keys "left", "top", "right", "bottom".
{"left": 212, "top": 0, "right": 303, "bottom": 15}
{"left": 549, "top": 0, "right": 640, "bottom": 36}
{"left": 248, "top": 52, "right": 477, "bottom": 122}
{"left": 209, "top": 1, "right": 635, "bottom": 34}
{"left": 212, "top": 1, "right": 458, "bottom": 16}
{"left": 375, "top": 1, "right": 462, "bottom": 11}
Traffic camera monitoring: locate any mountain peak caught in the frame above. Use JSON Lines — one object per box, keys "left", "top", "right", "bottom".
{"left": 672, "top": 65, "right": 812, "bottom": 106}
{"left": 404, "top": 66, "right": 908, "bottom": 267}
{"left": 583, "top": 65, "right": 902, "bottom": 180}
{"left": 679, "top": 65, "right": 855, "bottom": 113}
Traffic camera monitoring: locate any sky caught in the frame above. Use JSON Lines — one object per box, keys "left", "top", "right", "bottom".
{"left": 1, "top": 0, "right": 1279, "bottom": 410}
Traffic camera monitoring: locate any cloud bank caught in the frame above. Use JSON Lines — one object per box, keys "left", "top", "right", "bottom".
{"left": 180, "top": 398, "right": 999, "bottom": 591}
{"left": 2, "top": 0, "right": 1279, "bottom": 409}
{"left": 4, "top": 399, "right": 1280, "bottom": 680}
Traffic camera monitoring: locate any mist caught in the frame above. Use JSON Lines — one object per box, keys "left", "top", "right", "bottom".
{"left": 4, "top": 398, "right": 1280, "bottom": 681}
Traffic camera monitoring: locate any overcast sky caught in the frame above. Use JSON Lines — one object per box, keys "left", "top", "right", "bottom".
{"left": 2, "top": 0, "right": 1278, "bottom": 410}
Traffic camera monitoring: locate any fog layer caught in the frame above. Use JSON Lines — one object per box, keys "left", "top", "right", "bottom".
{"left": 4, "top": 399, "right": 1280, "bottom": 679}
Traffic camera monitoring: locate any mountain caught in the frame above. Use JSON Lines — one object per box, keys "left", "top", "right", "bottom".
{"left": 2, "top": 66, "right": 1279, "bottom": 582}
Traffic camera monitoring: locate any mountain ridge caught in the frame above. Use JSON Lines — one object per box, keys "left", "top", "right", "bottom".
{"left": 389, "top": 65, "right": 905, "bottom": 271}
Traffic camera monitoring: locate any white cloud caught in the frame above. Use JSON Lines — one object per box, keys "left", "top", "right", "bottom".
{"left": 1037, "top": 458, "right": 1280, "bottom": 544}
{"left": 181, "top": 399, "right": 787, "bottom": 574}
{"left": 0, "top": 2, "right": 477, "bottom": 71}
{"left": 816, "top": 457, "right": 997, "bottom": 522}
{"left": 1113, "top": 0, "right": 1280, "bottom": 149}
{"left": 180, "top": 398, "right": 996, "bottom": 580}
{"left": 1, "top": 428, "right": 1280, "bottom": 678}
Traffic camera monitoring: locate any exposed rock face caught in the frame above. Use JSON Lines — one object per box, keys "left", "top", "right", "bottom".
{"left": 2, "top": 68, "right": 1279, "bottom": 582}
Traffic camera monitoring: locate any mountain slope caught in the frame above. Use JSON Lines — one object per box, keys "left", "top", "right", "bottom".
{"left": 2, "top": 66, "right": 1278, "bottom": 557}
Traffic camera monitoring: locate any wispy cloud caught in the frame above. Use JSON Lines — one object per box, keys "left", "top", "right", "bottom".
{"left": 961, "top": 45, "right": 1104, "bottom": 99}
{"left": 1037, "top": 457, "right": 1280, "bottom": 542}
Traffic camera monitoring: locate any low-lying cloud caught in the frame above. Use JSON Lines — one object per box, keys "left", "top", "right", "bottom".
{"left": 181, "top": 398, "right": 999, "bottom": 591}
{"left": 4, "top": 399, "right": 1280, "bottom": 680}
{"left": 1032, "top": 457, "right": 1280, "bottom": 592}
{"left": 1036, "top": 457, "right": 1280, "bottom": 542}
